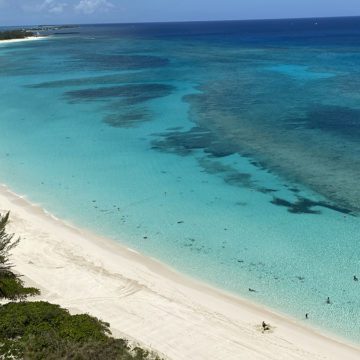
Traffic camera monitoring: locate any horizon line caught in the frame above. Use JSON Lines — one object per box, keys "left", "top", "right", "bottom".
{"left": 3, "top": 14, "right": 360, "bottom": 29}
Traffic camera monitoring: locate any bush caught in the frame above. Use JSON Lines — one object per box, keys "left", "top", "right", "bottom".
{"left": 0, "top": 301, "right": 161, "bottom": 360}
{"left": 0, "top": 273, "right": 40, "bottom": 300}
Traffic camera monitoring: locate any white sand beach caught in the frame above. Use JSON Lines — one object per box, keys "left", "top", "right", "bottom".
{"left": 0, "top": 37, "right": 47, "bottom": 45}
{"left": 1, "top": 184, "right": 359, "bottom": 360}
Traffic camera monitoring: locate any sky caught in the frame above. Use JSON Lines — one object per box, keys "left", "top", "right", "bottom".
{"left": 0, "top": 0, "right": 359, "bottom": 26}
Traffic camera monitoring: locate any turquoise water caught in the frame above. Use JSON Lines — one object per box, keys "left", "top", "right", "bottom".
{"left": 0, "top": 19, "right": 359, "bottom": 343}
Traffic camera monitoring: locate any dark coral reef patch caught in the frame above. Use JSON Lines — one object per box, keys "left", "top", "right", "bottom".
{"left": 271, "top": 196, "right": 353, "bottom": 215}
{"left": 64, "top": 83, "right": 174, "bottom": 104}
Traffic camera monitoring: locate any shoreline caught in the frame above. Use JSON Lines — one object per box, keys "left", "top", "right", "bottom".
{"left": 1, "top": 183, "right": 359, "bottom": 360}
{"left": 0, "top": 36, "right": 47, "bottom": 45}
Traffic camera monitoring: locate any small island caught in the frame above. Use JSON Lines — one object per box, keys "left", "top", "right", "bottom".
{"left": 0, "top": 30, "right": 35, "bottom": 41}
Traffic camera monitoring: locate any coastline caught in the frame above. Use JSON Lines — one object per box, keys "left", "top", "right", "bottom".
{"left": 1, "top": 183, "right": 359, "bottom": 360}
{"left": 0, "top": 36, "right": 47, "bottom": 45}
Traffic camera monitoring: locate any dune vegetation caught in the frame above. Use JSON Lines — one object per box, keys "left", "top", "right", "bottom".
{"left": 0, "top": 30, "right": 35, "bottom": 41}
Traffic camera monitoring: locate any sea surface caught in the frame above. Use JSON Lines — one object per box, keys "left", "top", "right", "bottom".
{"left": 0, "top": 18, "right": 359, "bottom": 343}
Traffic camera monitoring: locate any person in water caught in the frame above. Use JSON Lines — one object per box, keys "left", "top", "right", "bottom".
{"left": 305, "top": 313, "right": 309, "bottom": 319}
{"left": 326, "top": 297, "right": 331, "bottom": 304}
{"left": 354, "top": 275, "right": 358, "bottom": 281}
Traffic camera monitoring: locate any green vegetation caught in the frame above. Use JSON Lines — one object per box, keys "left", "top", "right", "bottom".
{"left": 0, "top": 301, "right": 160, "bottom": 360}
{"left": 0, "top": 212, "right": 39, "bottom": 300}
{"left": 0, "top": 212, "right": 162, "bottom": 360}
{"left": 0, "top": 30, "right": 34, "bottom": 41}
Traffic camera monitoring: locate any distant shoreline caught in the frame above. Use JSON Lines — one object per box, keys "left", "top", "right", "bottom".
{"left": 0, "top": 36, "right": 47, "bottom": 45}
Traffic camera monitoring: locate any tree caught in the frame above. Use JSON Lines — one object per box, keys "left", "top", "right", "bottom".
{"left": 0, "top": 30, "right": 34, "bottom": 41}
{"left": 0, "top": 212, "right": 39, "bottom": 300}
{"left": 0, "top": 212, "right": 19, "bottom": 274}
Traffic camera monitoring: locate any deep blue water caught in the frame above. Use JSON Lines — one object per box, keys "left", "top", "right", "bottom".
{"left": 0, "top": 17, "right": 359, "bottom": 343}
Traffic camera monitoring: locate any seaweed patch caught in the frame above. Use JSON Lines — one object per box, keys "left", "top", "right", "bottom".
{"left": 103, "top": 109, "right": 150, "bottom": 128}
{"left": 271, "top": 196, "right": 353, "bottom": 215}
{"left": 151, "top": 126, "right": 236, "bottom": 157}
{"left": 64, "top": 83, "right": 174, "bottom": 104}
{"left": 286, "top": 105, "right": 360, "bottom": 140}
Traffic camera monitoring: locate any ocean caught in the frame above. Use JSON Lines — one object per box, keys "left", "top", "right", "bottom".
{"left": 0, "top": 17, "right": 359, "bottom": 342}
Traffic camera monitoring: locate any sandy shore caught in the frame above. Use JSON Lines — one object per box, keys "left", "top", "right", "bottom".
{"left": 0, "top": 36, "right": 47, "bottom": 45}
{"left": 0, "top": 184, "right": 359, "bottom": 360}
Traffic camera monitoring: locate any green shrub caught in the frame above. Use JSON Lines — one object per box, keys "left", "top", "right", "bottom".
{"left": 0, "top": 273, "right": 40, "bottom": 300}
{"left": 0, "top": 301, "right": 161, "bottom": 360}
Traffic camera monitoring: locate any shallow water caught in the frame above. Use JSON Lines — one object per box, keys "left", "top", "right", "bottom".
{"left": 0, "top": 18, "right": 359, "bottom": 342}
